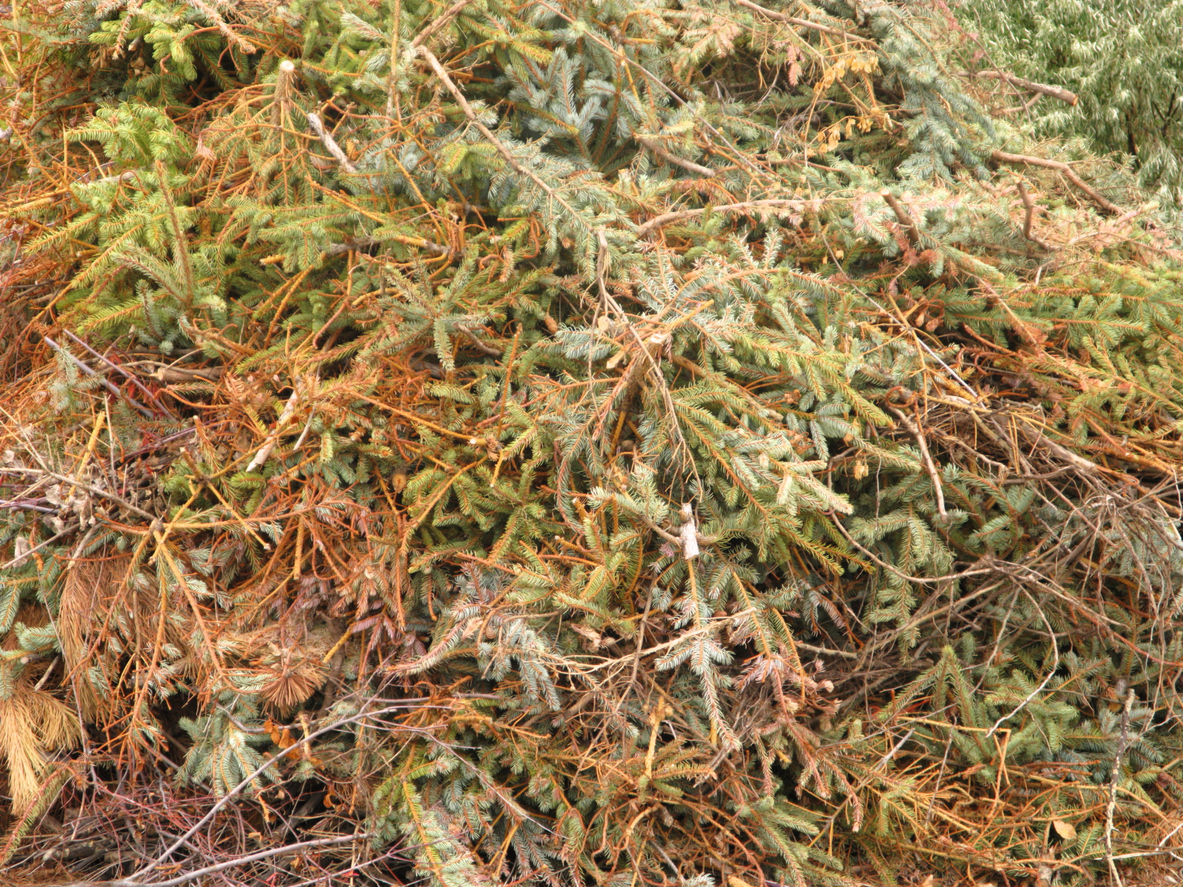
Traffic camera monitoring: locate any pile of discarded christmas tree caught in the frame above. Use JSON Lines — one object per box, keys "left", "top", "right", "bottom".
{"left": 1, "top": 1, "right": 1181, "bottom": 885}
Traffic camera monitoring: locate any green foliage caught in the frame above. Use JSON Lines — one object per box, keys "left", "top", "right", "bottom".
{"left": 957, "top": 0, "right": 1183, "bottom": 209}
{"left": 2, "top": 0, "right": 1183, "bottom": 885}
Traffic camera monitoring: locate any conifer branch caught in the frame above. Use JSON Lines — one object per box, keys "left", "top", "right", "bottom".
{"left": 888, "top": 406, "right": 946, "bottom": 517}
{"left": 635, "top": 136, "right": 714, "bottom": 177}
{"left": 1016, "top": 181, "right": 1049, "bottom": 249}
{"left": 637, "top": 199, "right": 812, "bottom": 238}
{"left": 880, "top": 189, "right": 920, "bottom": 246}
{"left": 185, "top": 0, "right": 256, "bottom": 54}
{"left": 991, "top": 149, "right": 1123, "bottom": 214}
{"left": 734, "top": 0, "right": 875, "bottom": 43}
{"left": 306, "top": 112, "right": 358, "bottom": 174}
{"left": 9, "top": 1, "right": 1183, "bottom": 882}
{"left": 969, "top": 70, "right": 1078, "bottom": 106}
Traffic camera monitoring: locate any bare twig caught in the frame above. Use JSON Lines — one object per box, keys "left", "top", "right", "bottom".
{"left": 131, "top": 700, "right": 423, "bottom": 880}
{"left": 984, "top": 589, "right": 1059, "bottom": 738}
{"left": 43, "top": 337, "right": 155, "bottom": 418}
{"left": 0, "top": 467, "right": 157, "bottom": 521}
{"left": 1011, "top": 417, "right": 1103, "bottom": 474}
{"left": 61, "top": 330, "right": 173, "bottom": 415}
{"left": 53, "top": 835, "right": 367, "bottom": 887}
{"left": 324, "top": 233, "right": 449, "bottom": 257}
{"left": 0, "top": 528, "right": 73, "bottom": 569}
{"left": 679, "top": 502, "right": 700, "bottom": 559}
{"left": 1016, "top": 181, "right": 1049, "bottom": 249}
{"left": 185, "top": 0, "right": 256, "bottom": 54}
{"left": 409, "top": 0, "right": 474, "bottom": 49}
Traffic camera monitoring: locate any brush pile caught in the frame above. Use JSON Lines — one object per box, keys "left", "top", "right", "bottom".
{"left": 1, "top": 1, "right": 1181, "bottom": 885}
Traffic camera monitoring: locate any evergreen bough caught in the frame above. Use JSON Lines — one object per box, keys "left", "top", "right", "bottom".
{"left": 0, "top": 1, "right": 1181, "bottom": 885}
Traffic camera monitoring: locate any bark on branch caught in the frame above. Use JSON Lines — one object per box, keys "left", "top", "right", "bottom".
{"left": 991, "top": 149, "right": 1123, "bottom": 215}
{"left": 880, "top": 189, "right": 920, "bottom": 245}
{"left": 971, "top": 70, "right": 1078, "bottom": 106}
{"left": 735, "top": 0, "right": 874, "bottom": 43}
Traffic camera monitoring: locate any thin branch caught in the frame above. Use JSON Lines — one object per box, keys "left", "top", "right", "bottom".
{"left": 1016, "top": 181, "right": 1049, "bottom": 249}
{"left": 56, "top": 835, "right": 368, "bottom": 887}
{"left": 61, "top": 330, "right": 173, "bottom": 416}
{"left": 991, "top": 149, "right": 1123, "bottom": 214}
{"left": 43, "top": 337, "right": 155, "bottom": 418}
{"left": 0, "top": 467, "right": 158, "bottom": 521}
{"left": 635, "top": 135, "right": 714, "bottom": 177}
{"left": 734, "top": 0, "right": 875, "bottom": 43}
{"left": 679, "top": 502, "right": 700, "bottom": 559}
{"left": 131, "top": 701, "right": 427, "bottom": 880}
{"left": 889, "top": 405, "right": 946, "bottom": 517}
{"left": 185, "top": 0, "right": 256, "bottom": 54}
{"left": 969, "top": 70, "right": 1077, "bottom": 106}
{"left": 1105, "top": 682, "right": 1136, "bottom": 887}
{"left": 637, "top": 199, "right": 811, "bottom": 238}
{"left": 246, "top": 386, "right": 302, "bottom": 472}
{"left": 880, "top": 189, "right": 920, "bottom": 246}
{"left": 984, "top": 589, "right": 1059, "bottom": 738}
{"left": 324, "top": 233, "right": 449, "bottom": 257}
{"left": 306, "top": 112, "right": 358, "bottom": 174}
{"left": 409, "top": 0, "right": 474, "bottom": 49}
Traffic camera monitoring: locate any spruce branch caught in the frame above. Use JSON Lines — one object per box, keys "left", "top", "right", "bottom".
{"left": 969, "top": 70, "right": 1078, "bottom": 106}
{"left": 246, "top": 386, "right": 302, "bottom": 472}
{"left": 306, "top": 112, "right": 358, "bottom": 174}
{"left": 888, "top": 405, "right": 946, "bottom": 517}
{"left": 880, "top": 189, "right": 920, "bottom": 246}
{"left": 635, "top": 135, "right": 714, "bottom": 177}
{"left": 735, "top": 0, "right": 875, "bottom": 43}
{"left": 637, "top": 199, "right": 812, "bottom": 238}
{"left": 185, "top": 0, "right": 256, "bottom": 54}
{"left": 991, "top": 149, "right": 1123, "bottom": 214}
